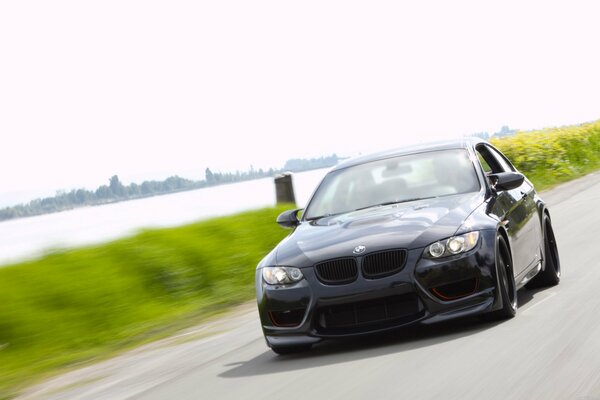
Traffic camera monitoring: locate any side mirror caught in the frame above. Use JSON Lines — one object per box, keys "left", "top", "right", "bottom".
{"left": 488, "top": 172, "right": 525, "bottom": 191}
{"left": 276, "top": 209, "right": 302, "bottom": 228}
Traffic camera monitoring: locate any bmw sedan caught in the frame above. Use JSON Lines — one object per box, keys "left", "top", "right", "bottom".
{"left": 256, "top": 138, "right": 560, "bottom": 354}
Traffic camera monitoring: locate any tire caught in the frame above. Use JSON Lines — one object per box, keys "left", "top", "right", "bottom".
{"left": 270, "top": 344, "right": 312, "bottom": 355}
{"left": 482, "top": 234, "right": 517, "bottom": 321}
{"left": 526, "top": 214, "right": 561, "bottom": 288}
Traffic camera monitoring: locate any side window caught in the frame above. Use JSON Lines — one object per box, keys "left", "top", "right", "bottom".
{"left": 475, "top": 145, "right": 504, "bottom": 174}
{"left": 476, "top": 144, "right": 526, "bottom": 191}
{"left": 478, "top": 153, "right": 492, "bottom": 173}
{"left": 475, "top": 144, "right": 517, "bottom": 174}
{"left": 487, "top": 146, "right": 516, "bottom": 172}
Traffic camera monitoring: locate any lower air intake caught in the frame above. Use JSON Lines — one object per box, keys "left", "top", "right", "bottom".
{"left": 316, "top": 293, "right": 422, "bottom": 334}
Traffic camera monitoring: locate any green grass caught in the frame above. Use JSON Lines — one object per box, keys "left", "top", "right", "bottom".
{"left": 491, "top": 120, "right": 600, "bottom": 190}
{"left": 0, "top": 206, "right": 291, "bottom": 398}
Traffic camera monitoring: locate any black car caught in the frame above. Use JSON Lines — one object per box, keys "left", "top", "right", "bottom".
{"left": 255, "top": 139, "right": 560, "bottom": 354}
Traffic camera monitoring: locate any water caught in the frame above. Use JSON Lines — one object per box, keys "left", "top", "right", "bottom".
{"left": 0, "top": 169, "right": 328, "bottom": 265}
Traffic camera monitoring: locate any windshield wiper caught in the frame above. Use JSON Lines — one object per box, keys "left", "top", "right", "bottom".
{"left": 352, "top": 201, "right": 400, "bottom": 212}
{"left": 304, "top": 212, "right": 344, "bottom": 221}
{"left": 352, "top": 197, "right": 430, "bottom": 212}
{"left": 306, "top": 197, "right": 431, "bottom": 220}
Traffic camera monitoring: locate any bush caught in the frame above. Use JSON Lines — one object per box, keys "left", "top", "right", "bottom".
{"left": 491, "top": 120, "right": 600, "bottom": 189}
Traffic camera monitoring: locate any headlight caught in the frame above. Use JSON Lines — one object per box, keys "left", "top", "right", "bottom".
{"left": 262, "top": 266, "right": 304, "bottom": 285}
{"left": 424, "top": 231, "right": 480, "bottom": 259}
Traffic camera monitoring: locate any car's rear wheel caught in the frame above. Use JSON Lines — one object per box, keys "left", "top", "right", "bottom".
{"left": 483, "top": 234, "right": 517, "bottom": 321}
{"left": 270, "top": 344, "right": 312, "bottom": 355}
{"left": 526, "top": 214, "right": 561, "bottom": 288}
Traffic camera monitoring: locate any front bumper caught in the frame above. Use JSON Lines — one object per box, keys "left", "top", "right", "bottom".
{"left": 256, "top": 229, "right": 500, "bottom": 348}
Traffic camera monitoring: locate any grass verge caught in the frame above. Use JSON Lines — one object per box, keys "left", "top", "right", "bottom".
{"left": 491, "top": 120, "right": 600, "bottom": 190}
{"left": 0, "top": 206, "right": 291, "bottom": 398}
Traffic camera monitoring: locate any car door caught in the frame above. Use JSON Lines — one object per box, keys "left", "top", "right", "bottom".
{"left": 476, "top": 144, "right": 541, "bottom": 277}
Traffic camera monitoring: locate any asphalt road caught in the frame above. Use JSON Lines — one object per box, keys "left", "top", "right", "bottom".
{"left": 20, "top": 173, "right": 600, "bottom": 400}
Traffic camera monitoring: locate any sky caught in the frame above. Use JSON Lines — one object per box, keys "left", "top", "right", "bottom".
{"left": 1, "top": 0, "right": 599, "bottom": 205}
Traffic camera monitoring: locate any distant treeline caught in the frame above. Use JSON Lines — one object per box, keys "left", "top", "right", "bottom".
{"left": 0, "top": 154, "right": 340, "bottom": 222}
{"left": 470, "top": 125, "right": 517, "bottom": 140}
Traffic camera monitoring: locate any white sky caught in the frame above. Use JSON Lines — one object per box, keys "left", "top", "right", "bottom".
{"left": 1, "top": 0, "right": 599, "bottom": 200}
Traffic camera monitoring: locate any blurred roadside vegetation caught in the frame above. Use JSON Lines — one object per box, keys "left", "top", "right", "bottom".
{"left": 1, "top": 120, "right": 600, "bottom": 398}
{"left": 491, "top": 120, "right": 600, "bottom": 190}
{"left": 0, "top": 206, "right": 290, "bottom": 398}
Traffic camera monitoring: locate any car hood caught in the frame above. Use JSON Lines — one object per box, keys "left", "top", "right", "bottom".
{"left": 275, "top": 193, "right": 484, "bottom": 267}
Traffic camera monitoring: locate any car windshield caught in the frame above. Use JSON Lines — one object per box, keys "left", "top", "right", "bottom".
{"left": 304, "top": 149, "right": 480, "bottom": 220}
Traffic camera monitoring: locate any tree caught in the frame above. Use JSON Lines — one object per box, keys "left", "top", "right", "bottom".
{"left": 205, "top": 168, "right": 214, "bottom": 184}
{"left": 109, "top": 175, "right": 125, "bottom": 197}
{"left": 96, "top": 185, "right": 111, "bottom": 200}
{"left": 75, "top": 189, "right": 90, "bottom": 204}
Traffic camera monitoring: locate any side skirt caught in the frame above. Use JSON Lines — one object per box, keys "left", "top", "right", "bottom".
{"left": 516, "top": 261, "right": 542, "bottom": 289}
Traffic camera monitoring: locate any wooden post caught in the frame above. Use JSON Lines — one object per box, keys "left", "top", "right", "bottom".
{"left": 274, "top": 172, "right": 296, "bottom": 205}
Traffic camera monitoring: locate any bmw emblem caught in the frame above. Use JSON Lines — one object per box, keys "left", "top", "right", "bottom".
{"left": 353, "top": 245, "right": 366, "bottom": 254}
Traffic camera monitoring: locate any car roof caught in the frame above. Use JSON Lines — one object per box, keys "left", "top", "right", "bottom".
{"left": 331, "top": 137, "right": 488, "bottom": 171}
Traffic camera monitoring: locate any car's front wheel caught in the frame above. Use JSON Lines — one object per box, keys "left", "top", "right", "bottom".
{"left": 483, "top": 234, "right": 517, "bottom": 321}
{"left": 526, "top": 213, "right": 561, "bottom": 288}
